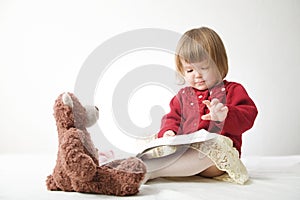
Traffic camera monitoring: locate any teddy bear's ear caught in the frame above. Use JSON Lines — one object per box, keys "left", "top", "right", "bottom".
{"left": 62, "top": 92, "right": 73, "bottom": 108}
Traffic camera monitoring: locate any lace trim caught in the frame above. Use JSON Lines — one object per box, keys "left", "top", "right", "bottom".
{"left": 190, "top": 135, "right": 249, "bottom": 184}
{"left": 141, "top": 135, "right": 249, "bottom": 184}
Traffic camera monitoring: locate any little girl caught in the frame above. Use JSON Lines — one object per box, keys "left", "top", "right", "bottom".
{"left": 141, "top": 27, "right": 258, "bottom": 184}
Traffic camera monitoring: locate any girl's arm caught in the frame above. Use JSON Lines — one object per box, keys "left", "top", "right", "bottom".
{"left": 157, "top": 95, "right": 182, "bottom": 138}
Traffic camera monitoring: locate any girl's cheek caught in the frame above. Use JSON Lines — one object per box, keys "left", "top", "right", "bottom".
{"left": 184, "top": 74, "right": 192, "bottom": 81}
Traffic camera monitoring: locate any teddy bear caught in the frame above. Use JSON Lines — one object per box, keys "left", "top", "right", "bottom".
{"left": 46, "top": 92, "right": 146, "bottom": 196}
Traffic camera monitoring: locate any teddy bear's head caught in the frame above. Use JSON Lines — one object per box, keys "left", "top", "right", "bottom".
{"left": 53, "top": 92, "right": 99, "bottom": 130}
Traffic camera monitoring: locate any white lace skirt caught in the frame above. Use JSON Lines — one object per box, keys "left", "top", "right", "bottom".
{"left": 190, "top": 135, "right": 248, "bottom": 184}
{"left": 146, "top": 135, "right": 249, "bottom": 184}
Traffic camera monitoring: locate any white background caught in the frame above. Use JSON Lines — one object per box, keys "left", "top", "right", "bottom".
{"left": 0, "top": 0, "right": 299, "bottom": 157}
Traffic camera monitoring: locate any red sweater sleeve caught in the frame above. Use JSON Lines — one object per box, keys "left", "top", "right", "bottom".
{"left": 210, "top": 83, "right": 258, "bottom": 136}
{"left": 157, "top": 94, "right": 182, "bottom": 138}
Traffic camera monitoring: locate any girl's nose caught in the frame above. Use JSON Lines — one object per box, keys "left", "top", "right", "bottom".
{"left": 194, "top": 69, "right": 202, "bottom": 77}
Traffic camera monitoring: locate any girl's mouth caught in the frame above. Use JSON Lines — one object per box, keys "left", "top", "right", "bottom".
{"left": 195, "top": 80, "right": 205, "bottom": 84}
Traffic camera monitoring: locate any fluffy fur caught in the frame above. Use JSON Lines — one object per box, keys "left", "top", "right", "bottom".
{"left": 46, "top": 92, "right": 146, "bottom": 196}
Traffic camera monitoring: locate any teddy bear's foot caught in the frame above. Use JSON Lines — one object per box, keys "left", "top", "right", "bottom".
{"left": 101, "top": 157, "right": 146, "bottom": 195}
{"left": 104, "top": 157, "right": 146, "bottom": 174}
{"left": 72, "top": 157, "right": 146, "bottom": 196}
{"left": 46, "top": 175, "right": 60, "bottom": 191}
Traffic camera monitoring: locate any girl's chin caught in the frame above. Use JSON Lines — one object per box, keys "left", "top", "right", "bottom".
{"left": 192, "top": 85, "right": 208, "bottom": 90}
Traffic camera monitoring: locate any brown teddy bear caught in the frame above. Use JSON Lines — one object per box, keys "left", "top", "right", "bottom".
{"left": 46, "top": 92, "right": 146, "bottom": 196}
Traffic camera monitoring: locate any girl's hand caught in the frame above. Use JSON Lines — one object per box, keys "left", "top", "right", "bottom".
{"left": 163, "top": 130, "right": 176, "bottom": 137}
{"left": 202, "top": 98, "right": 228, "bottom": 122}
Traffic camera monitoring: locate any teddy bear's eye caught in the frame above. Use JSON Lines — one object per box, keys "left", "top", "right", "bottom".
{"left": 95, "top": 106, "right": 99, "bottom": 111}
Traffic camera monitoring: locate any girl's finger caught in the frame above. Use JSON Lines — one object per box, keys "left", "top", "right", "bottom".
{"left": 201, "top": 113, "right": 211, "bottom": 120}
{"left": 215, "top": 103, "right": 225, "bottom": 112}
{"left": 210, "top": 98, "right": 220, "bottom": 107}
{"left": 202, "top": 100, "right": 211, "bottom": 109}
{"left": 221, "top": 106, "right": 228, "bottom": 112}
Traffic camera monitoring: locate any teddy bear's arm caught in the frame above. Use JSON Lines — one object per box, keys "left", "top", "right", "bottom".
{"left": 60, "top": 128, "right": 97, "bottom": 182}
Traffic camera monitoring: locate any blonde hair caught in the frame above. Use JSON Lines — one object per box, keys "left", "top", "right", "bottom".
{"left": 175, "top": 27, "right": 228, "bottom": 80}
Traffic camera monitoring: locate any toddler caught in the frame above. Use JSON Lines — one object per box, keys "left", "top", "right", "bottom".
{"left": 142, "top": 27, "right": 258, "bottom": 184}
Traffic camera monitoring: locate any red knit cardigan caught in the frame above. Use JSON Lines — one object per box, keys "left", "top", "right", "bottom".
{"left": 157, "top": 80, "right": 258, "bottom": 155}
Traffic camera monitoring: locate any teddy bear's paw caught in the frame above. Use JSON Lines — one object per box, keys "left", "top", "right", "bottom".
{"left": 119, "top": 157, "right": 147, "bottom": 174}
{"left": 103, "top": 157, "right": 146, "bottom": 174}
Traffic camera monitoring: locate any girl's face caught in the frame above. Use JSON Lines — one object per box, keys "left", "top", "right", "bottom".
{"left": 181, "top": 59, "right": 221, "bottom": 90}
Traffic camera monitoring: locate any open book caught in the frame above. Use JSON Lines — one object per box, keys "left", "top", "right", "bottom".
{"left": 137, "top": 129, "right": 218, "bottom": 159}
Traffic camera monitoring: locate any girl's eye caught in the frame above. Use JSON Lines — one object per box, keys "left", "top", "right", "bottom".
{"left": 187, "top": 69, "right": 193, "bottom": 73}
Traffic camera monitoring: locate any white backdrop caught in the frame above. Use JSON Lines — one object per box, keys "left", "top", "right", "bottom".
{"left": 0, "top": 0, "right": 299, "bottom": 156}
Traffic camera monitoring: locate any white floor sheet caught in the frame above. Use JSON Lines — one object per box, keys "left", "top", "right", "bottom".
{"left": 0, "top": 154, "right": 299, "bottom": 200}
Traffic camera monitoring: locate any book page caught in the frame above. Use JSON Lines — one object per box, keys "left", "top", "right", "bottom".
{"left": 137, "top": 129, "right": 218, "bottom": 157}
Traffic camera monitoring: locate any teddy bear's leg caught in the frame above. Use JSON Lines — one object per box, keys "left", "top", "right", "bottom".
{"left": 71, "top": 157, "right": 146, "bottom": 196}
{"left": 100, "top": 157, "right": 146, "bottom": 195}
{"left": 105, "top": 157, "right": 146, "bottom": 174}
{"left": 46, "top": 175, "right": 60, "bottom": 191}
